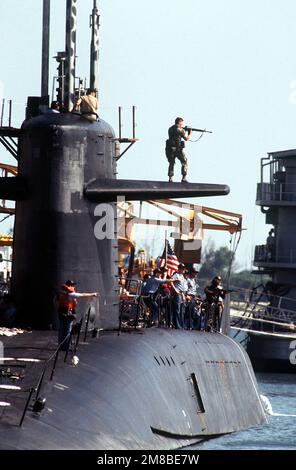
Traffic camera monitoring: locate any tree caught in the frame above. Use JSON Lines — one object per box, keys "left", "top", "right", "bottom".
{"left": 199, "top": 244, "right": 270, "bottom": 289}
{"left": 199, "top": 244, "right": 235, "bottom": 280}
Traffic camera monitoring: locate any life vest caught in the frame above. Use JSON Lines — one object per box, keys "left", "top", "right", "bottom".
{"left": 58, "top": 285, "right": 77, "bottom": 311}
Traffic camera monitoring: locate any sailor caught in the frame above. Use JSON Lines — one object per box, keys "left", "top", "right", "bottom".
{"left": 166, "top": 117, "right": 192, "bottom": 183}
{"left": 204, "top": 276, "right": 226, "bottom": 331}
{"left": 184, "top": 267, "right": 200, "bottom": 329}
{"left": 204, "top": 276, "right": 223, "bottom": 301}
{"left": 187, "top": 268, "right": 199, "bottom": 296}
{"left": 158, "top": 267, "right": 172, "bottom": 327}
{"left": 171, "top": 263, "right": 188, "bottom": 329}
{"left": 266, "top": 228, "right": 275, "bottom": 261}
{"left": 140, "top": 273, "right": 151, "bottom": 294}
{"left": 141, "top": 268, "right": 176, "bottom": 325}
{"left": 118, "top": 267, "right": 128, "bottom": 295}
{"left": 57, "top": 280, "right": 98, "bottom": 350}
{"left": 72, "top": 88, "right": 98, "bottom": 121}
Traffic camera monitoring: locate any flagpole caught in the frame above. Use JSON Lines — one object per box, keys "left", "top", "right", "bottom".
{"left": 165, "top": 231, "right": 168, "bottom": 268}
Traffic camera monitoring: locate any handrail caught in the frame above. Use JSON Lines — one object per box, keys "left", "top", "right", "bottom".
{"left": 257, "top": 182, "right": 296, "bottom": 202}
{"left": 73, "top": 318, "right": 83, "bottom": 355}
{"left": 228, "top": 284, "right": 296, "bottom": 309}
{"left": 0, "top": 99, "right": 14, "bottom": 128}
{"left": 0, "top": 313, "right": 87, "bottom": 427}
{"left": 118, "top": 277, "right": 143, "bottom": 296}
{"left": 83, "top": 307, "right": 91, "bottom": 342}
{"left": 19, "top": 388, "right": 35, "bottom": 427}
{"left": 231, "top": 299, "right": 296, "bottom": 318}
{"left": 230, "top": 309, "right": 296, "bottom": 330}
{"left": 118, "top": 291, "right": 144, "bottom": 334}
{"left": 254, "top": 244, "right": 296, "bottom": 265}
{"left": 34, "top": 333, "right": 71, "bottom": 401}
{"left": 27, "top": 324, "right": 83, "bottom": 426}
{"left": 64, "top": 318, "right": 83, "bottom": 363}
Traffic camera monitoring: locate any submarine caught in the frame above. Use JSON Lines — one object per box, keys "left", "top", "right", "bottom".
{"left": 0, "top": 0, "right": 266, "bottom": 450}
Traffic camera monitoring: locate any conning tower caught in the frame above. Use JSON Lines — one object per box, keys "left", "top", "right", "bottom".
{"left": 0, "top": 0, "right": 229, "bottom": 329}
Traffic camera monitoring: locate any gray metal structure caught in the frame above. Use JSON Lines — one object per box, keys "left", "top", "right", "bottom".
{"left": 0, "top": 0, "right": 266, "bottom": 448}
{"left": 251, "top": 149, "right": 296, "bottom": 370}
{"left": 41, "top": 0, "right": 50, "bottom": 98}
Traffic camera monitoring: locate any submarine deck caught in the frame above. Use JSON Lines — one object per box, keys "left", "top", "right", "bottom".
{"left": 0, "top": 327, "right": 266, "bottom": 450}
{"left": 0, "top": 329, "right": 58, "bottom": 425}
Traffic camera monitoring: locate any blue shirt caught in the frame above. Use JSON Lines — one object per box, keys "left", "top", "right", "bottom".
{"left": 187, "top": 278, "right": 199, "bottom": 296}
{"left": 172, "top": 273, "right": 187, "bottom": 293}
{"left": 141, "top": 276, "right": 166, "bottom": 295}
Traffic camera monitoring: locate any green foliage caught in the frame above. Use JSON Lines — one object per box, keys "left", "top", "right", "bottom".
{"left": 229, "top": 270, "right": 269, "bottom": 290}
{"left": 199, "top": 244, "right": 235, "bottom": 280}
{"left": 199, "top": 244, "right": 270, "bottom": 289}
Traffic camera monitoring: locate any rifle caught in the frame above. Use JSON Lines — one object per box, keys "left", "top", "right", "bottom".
{"left": 213, "top": 288, "right": 236, "bottom": 297}
{"left": 184, "top": 126, "right": 213, "bottom": 134}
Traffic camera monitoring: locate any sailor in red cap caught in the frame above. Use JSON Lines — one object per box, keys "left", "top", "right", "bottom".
{"left": 57, "top": 280, "right": 98, "bottom": 350}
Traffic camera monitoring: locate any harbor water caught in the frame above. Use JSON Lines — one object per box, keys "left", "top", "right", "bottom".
{"left": 192, "top": 373, "right": 296, "bottom": 450}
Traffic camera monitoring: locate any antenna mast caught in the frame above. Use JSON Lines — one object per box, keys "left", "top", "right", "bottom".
{"left": 41, "top": 0, "right": 50, "bottom": 98}
{"left": 90, "top": 0, "right": 100, "bottom": 94}
{"left": 64, "top": 0, "right": 77, "bottom": 112}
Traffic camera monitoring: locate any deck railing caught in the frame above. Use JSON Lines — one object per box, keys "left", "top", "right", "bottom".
{"left": 257, "top": 182, "right": 296, "bottom": 203}
{"left": 0, "top": 307, "right": 94, "bottom": 427}
{"left": 254, "top": 245, "right": 296, "bottom": 265}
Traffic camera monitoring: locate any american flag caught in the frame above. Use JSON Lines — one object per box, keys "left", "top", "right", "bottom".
{"left": 158, "top": 241, "right": 179, "bottom": 276}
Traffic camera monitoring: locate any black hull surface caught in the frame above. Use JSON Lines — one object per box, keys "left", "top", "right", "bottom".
{"left": 0, "top": 329, "right": 266, "bottom": 450}
{"left": 247, "top": 332, "right": 296, "bottom": 373}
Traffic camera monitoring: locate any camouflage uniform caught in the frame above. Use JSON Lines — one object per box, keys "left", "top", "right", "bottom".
{"left": 166, "top": 125, "right": 188, "bottom": 178}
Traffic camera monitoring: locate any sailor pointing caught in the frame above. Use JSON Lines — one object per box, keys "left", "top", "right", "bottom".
{"left": 57, "top": 280, "right": 98, "bottom": 350}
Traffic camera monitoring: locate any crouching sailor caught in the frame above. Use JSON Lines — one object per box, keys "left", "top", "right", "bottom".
{"left": 57, "top": 280, "right": 98, "bottom": 350}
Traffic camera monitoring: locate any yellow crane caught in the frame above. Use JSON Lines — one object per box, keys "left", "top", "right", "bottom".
{"left": 0, "top": 234, "right": 13, "bottom": 247}
{"left": 117, "top": 199, "right": 243, "bottom": 271}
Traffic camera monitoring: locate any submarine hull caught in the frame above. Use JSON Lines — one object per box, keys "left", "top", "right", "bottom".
{"left": 0, "top": 329, "right": 266, "bottom": 450}
{"left": 246, "top": 332, "right": 296, "bottom": 373}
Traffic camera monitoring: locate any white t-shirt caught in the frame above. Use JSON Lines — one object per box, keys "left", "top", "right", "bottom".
{"left": 68, "top": 292, "right": 84, "bottom": 299}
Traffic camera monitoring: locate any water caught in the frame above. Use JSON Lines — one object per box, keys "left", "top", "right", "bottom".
{"left": 194, "top": 373, "right": 296, "bottom": 450}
